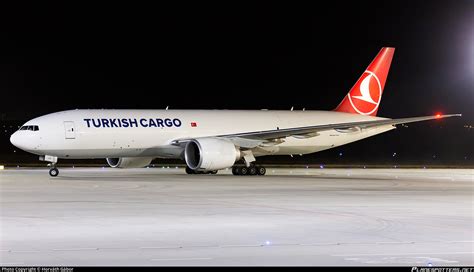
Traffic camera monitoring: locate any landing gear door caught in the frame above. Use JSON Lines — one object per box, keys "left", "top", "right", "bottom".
{"left": 64, "top": 121, "right": 76, "bottom": 139}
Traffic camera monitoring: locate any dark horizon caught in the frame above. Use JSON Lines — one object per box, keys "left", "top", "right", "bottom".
{"left": 0, "top": 1, "right": 472, "bottom": 164}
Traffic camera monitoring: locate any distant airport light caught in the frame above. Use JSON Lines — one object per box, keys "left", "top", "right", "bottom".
{"left": 339, "top": 152, "right": 343, "bottom": 157}
{"left": 265, "top": 241, "right": 271, "bottom": 246}
{"left": 319, "top": 165, "right": 324, "bottom": 169}
{"left": 0, "top": 165, "right": 4, "bottom": 170}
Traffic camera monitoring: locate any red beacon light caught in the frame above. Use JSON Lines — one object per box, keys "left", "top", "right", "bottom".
{"left": 435, "top": 113, "right": 442, "bottom": 119}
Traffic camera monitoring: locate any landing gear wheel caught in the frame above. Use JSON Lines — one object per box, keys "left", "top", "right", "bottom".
{"left": 248, "top": 166, "right": 257, "bottom": 176}
{"left": 232, "top": 165, "right": 265, "bottom": 176}
{"left": 49, "top": 168, "right": 59, "bottom": 177}
{"left": 257, "top": 166, "right": 266, "bottom": 176}
{"left": 210, "top": 170, "right": 218, "bottom": 175}
{"left": 185, "top": 166, "right": 195, "bottom": 174}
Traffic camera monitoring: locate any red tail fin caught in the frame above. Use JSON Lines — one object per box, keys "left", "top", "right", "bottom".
{"left": 334, "top": 47, "right": 395, "bottom": 116}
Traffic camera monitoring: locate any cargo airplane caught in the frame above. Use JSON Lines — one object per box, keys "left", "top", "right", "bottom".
{"left": 10, "top": 47, "right": 461, "bottom": 176}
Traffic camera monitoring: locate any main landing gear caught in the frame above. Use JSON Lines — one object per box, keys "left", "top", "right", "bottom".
{"left": 185, "top": 166, "right": 218, "bottom": 175}
{"left": 232, "top": 151, "right": 265, "bottom": 176}
{"left": 232, "top": 165, "right": 266, "bottom": 176}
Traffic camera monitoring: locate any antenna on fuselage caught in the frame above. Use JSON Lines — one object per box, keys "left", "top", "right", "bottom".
{"left": 165, "top": 106, "right": 169, "bottom": 110}
{"left": 290, "top": 106, "right": 294, "bottom": 111}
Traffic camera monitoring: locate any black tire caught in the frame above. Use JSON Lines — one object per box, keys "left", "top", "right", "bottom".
{"left": 248, "top": 166, "right": 257, "bottom": 175}
{"left": 240, "top": 167, "right": 248, "bottom": 175}
{"left": 232, "top": 167, "right": 239, "bottom": 175}
{"left": 210, "top": 170, "right": 218, "bottom": 175}
{"left": 49, "top": 168, "right": 59, "bottom": 177}
{"left": 185, "top": 166, "right": 195, "bottom": 174}
{"left": 257, "top": 166, "right": 266, "bottom": 176}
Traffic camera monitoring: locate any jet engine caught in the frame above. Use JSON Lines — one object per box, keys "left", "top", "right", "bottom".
{"left": 184, "top": 138, "right": 241, "bottom": 171}
{"left": 106, "top": 157, "right": 153, "bottom": 168}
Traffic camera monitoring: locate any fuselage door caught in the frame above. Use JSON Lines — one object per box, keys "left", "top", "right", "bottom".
{"left": 64, "top": 121, "right": 76, "bottom": 139}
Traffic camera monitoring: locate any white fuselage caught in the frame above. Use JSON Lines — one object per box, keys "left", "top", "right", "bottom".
{"left": 10, "top": 109, "right": 395, "bottom": 159}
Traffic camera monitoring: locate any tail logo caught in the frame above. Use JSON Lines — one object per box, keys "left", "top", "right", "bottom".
{"left": 348, "top": 70, "right": 382, "bottom": 115}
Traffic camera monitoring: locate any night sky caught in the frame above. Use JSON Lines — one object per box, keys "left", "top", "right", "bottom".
{"left": 0, "top": 1, "right": 472, "bottom": 164}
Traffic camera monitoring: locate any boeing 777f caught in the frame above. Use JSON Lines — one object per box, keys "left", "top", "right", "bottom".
{"left": 10, "top": 47, "right": 461, "bottom": 176}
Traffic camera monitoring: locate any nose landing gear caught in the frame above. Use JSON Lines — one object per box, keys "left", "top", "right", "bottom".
{"left": 49, "top": 166, "right": 59, "bottom": 177}
{"left": 40, "top": 155, "right": 59, "bottom": 177}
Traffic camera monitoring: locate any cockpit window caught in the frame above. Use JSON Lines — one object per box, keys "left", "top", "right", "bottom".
{"left": 19, "top": 125, "right": 39, "bottom": 131}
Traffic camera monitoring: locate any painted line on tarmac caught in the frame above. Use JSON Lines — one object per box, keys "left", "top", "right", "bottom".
{"left": 52, "top": 247, "right": 98, "bottom": 251}
{"left": 333, "top": 251, "right": 474, "bottom": 257}
{"left": 219, "top": 244, "right": 262, "bottom": 248}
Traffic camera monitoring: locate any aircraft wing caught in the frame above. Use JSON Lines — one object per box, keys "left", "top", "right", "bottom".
{"left": 171, "top": 114, "right": 461, "bottom": 148}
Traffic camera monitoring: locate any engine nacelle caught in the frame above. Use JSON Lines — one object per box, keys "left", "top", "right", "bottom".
{"left": 106, "top": 157, "right": 153, "bottom": 168}
{"left": 185, "top": 138, "right": 240, "bottom": 171}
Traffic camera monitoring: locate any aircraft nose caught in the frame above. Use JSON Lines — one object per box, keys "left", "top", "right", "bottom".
{"left": 10, "top": 131, "right": 19, "bottom": 147}
{"left": 10, "top": 131, "right": 33, "bottom": 151}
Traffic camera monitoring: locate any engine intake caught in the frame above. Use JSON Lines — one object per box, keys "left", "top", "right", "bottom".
{"left": 185, "top": 138, "right": 240, "bottom": 171}
{"left": 106, "top": 157, "right": 153, "bottom": 168}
